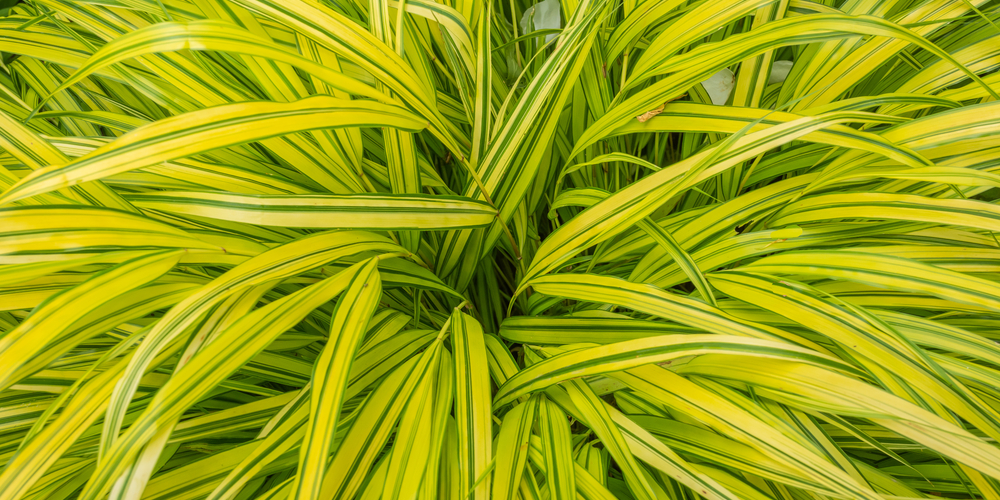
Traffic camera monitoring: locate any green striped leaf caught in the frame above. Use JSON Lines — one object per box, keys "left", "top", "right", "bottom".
{"left": 126, "top": 191, "right": 496, "bottom": 230}
{"left": 0, "top": 97, "right": 425, "bottom": 205}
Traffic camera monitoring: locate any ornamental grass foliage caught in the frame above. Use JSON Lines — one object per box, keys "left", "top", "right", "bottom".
{"left": 4, "top": 0, "right": 1000, "bottom": 499}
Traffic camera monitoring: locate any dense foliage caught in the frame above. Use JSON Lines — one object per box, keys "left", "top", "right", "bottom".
{"left": 4, "top": 0, "right": 1000, "bottom": 499}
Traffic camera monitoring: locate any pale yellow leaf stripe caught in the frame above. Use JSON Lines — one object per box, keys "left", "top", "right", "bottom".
{"left": 0, "top": 250, "right": 181, "bottom": 392}
{"left": 293, "top": 258, "right": 381, "bottom": 500}
{"left": 126, "top": 191, "right": 496, "bottom": 229}
{"left": 0, "top": 206, "right": 218, "bottom": 256}
{"left": 538, "top": 396, "right": 575, "bottom": 500}
{"left": 452, "top": 311, "right": 493, "bottom": 500}
{"left": 678, "top": 355, "right": 1000, "bottom": 480}
{"left": 76, "top": 261, "right": 365, "bottom": 500}
{"left": 0, "top": 97, "right": 426, "bottom": 205}
{"left": 493, "top": 333, "right": 858, "bottom": 407}
{"left": 96, "top": 231, "right": 403, "bottom": 478}
{"left": 743, "top": 250, "right": 1000, "bottom": 313}
{"left": 491, "top": 397, "right": 538, "bottom": 500}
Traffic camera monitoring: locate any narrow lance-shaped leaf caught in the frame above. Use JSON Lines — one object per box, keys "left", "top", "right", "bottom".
{"left": 319, "top": 343, "right": 443, "bottom": 499}
{"left": 231, "top": 0, "right": 465, "bottom": 155}
{"left": 75, "top": 260, "right": 368, "bottom": 500}
{"left": 0, "top": 250, "right": 181, "bottom": 391}
{"left": 0, "top": 350, "right": 148, "bottom": 500}
{"left": 0, "top": 108, "right": 134, "bottom": 211}
{"left": 494, "top": 332, "right": 860, "bottom": 407}
{"left": 677, "top": 355, "right": 1000, "bottom": 481}
{"left": 564, "top": 379, "right": 657, "bottom": 500}
{"left": 538, "top": 395, "right": 575, "bottom": 500}
{"left": 525, "top": 273, "right": 824, "bottom": 350}
{"left": 126, "top": 191, "right": 497, "bottom": 230}
{"left": 380, "top": 355, "right": 435, "bottom": 500}
{"left": 518, "top": 110, "right": 930, "bottom": 294}
{"left": 593, "top": 14, "right": 998, "bottom": 155}
{"left": 545, "top": 384, "right": 742, "bottom": 500}
{"left": 0, "top": 97, "right": 426, "bottom": 205}
{"left": 491, "top": 396, "right": 539, "bottom": 500}
{"left": 41, "top": 20, "right": 390, "bottom": 106}
{"left": 204, "top": 391, "right": 311, "bottom": 500}
{"left": 611, "top": 365, "right": 883, "bottom": 500}
{"left": 742, "top": 250, "right": 1000, "bottom": 313}
{"left": 637, "top": 218, "right": 717, "bottom": 306}
{"left": 452, "top": 310, "right": 494, "bottom": 500}
{"left": 293, "top": 258, "right": 382, "bottom": 500}
{"left": 369, "top": 0, "right": 422, "bottom": 253}
{"left": 98, "top": 231, "right": 403, "bottom": 465}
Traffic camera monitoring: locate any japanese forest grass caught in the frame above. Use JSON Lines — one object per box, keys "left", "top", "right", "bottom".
{"left": 3, "top": 0, "right": 1000, "bottom": 499}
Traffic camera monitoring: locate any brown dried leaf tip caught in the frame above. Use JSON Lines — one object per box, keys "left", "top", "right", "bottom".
{"left": 636, "top": 104, "right": 664, "bottom": 123}
{"left": 636, "top": 94, "right": 686, "bottom": 122}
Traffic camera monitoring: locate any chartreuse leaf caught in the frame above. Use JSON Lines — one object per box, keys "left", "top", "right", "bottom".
{"left": 637, "top": 218, "right": 717, "bottom": 306}
{"left": 613, "top": 103, "right": 919, "bottom": 165}
{"left": 742, "top": 250, "right": 1000, "bottom": 313}
{"left": 580, "top": 13, "right": 997, "bottom": 157}
{"left": 76, "top": 259, "right": 369, "bottom": 500}
{"left": 525, "top": 273, "right": 825, "bottom": 350}
{"left": 203, "top": 390, "right": 310, "bottom": 500}
{"left": 0, "top": 250, "right": 145, "bottom": 288}
{"left": 0, "top": 97, "right": 425, "bottom": 205}
{"left": 229, "top": 0, "right": 463, "bottom": 154}
{"left": 526, "top": 434, "right": 619, "bottom": 500}
{"left": 564, "top": 379, "right": 657, "bottom": 500}
{"left": 629, "top": 414, "right": 820, "bottom": 490}
{"left": 708, "top": 271, "right": 1000, "bottom": 442}
{"left": 126, "top": 191, "right": 496, "bottom": 229}
{"left": 0, "top": 108, "right": 133, "bottom": 211}
{"left": 368, "top": 0, "right": 422, "bottom": 254}
{"left": 546, "top": 383, "right": 740, "bottom": 500}
{"left": 491, "top": 396, "right": 538, "bottom": 500}
{"left": 420, "top": 348, "right": 455, "bottom": 499}
{"left": 11, "top": 282, "right": 200, "bottom": 385}
{"left": 493, "top": 333, "right": 857, "bottom": 407}
{"left": 40, "top": 20, "right": 390, "bottom": 106}
{"left": 0, "top": 206, "right": 219, "bottom": 256}
{"left": 452, "top": 310, "right": 493, "bottom": 500}
{"left": 0, "top": 336, "right": 178, "bottom": 500}
{"left": 0, "top": 250, "right": 181, "bottom": 392}
{"left": 549, "top": 187, "right": 609, "bottom": 215}
{"left": 500, "top": 315, "right": 700, "bottom": 345}
{"left": 484, "top": 333, "right": 520, "bottom": 385}
{"left": 563, "top": 152, "right": 662, "bottom": 176}
{"left": 319, "top": 339, "right": 443, "bottom": 499}
{"left": 32, "top": 110, "right": 149, "bottom": 132}
{"left": 379, "top": 356, "right": 435, "bottom": 500}
{"left": 771, "top": 192, "right": 1000, "bottom": 234}
{"left": 293, "top": 258, "right": 381, "bottom": 500}
{"left": 434, "top": 0, "right": 608, "bottom": 288}
{"left": 520, "top": 110, "right": 930, "bottom": 294}
{"left": 538, "top": 395, "right": 575, "bottom": 500}
{"left": 611, "top": 365, "right": 882, "bottom": 500}
{"left": 98, "top": 231, "right": 403, "bottom": 471}
{"left": 676, "top": 354, "right": 1000, "bottom": 480}
{"left": 5, "top": 0, "right": 1000, "bottom": 496}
